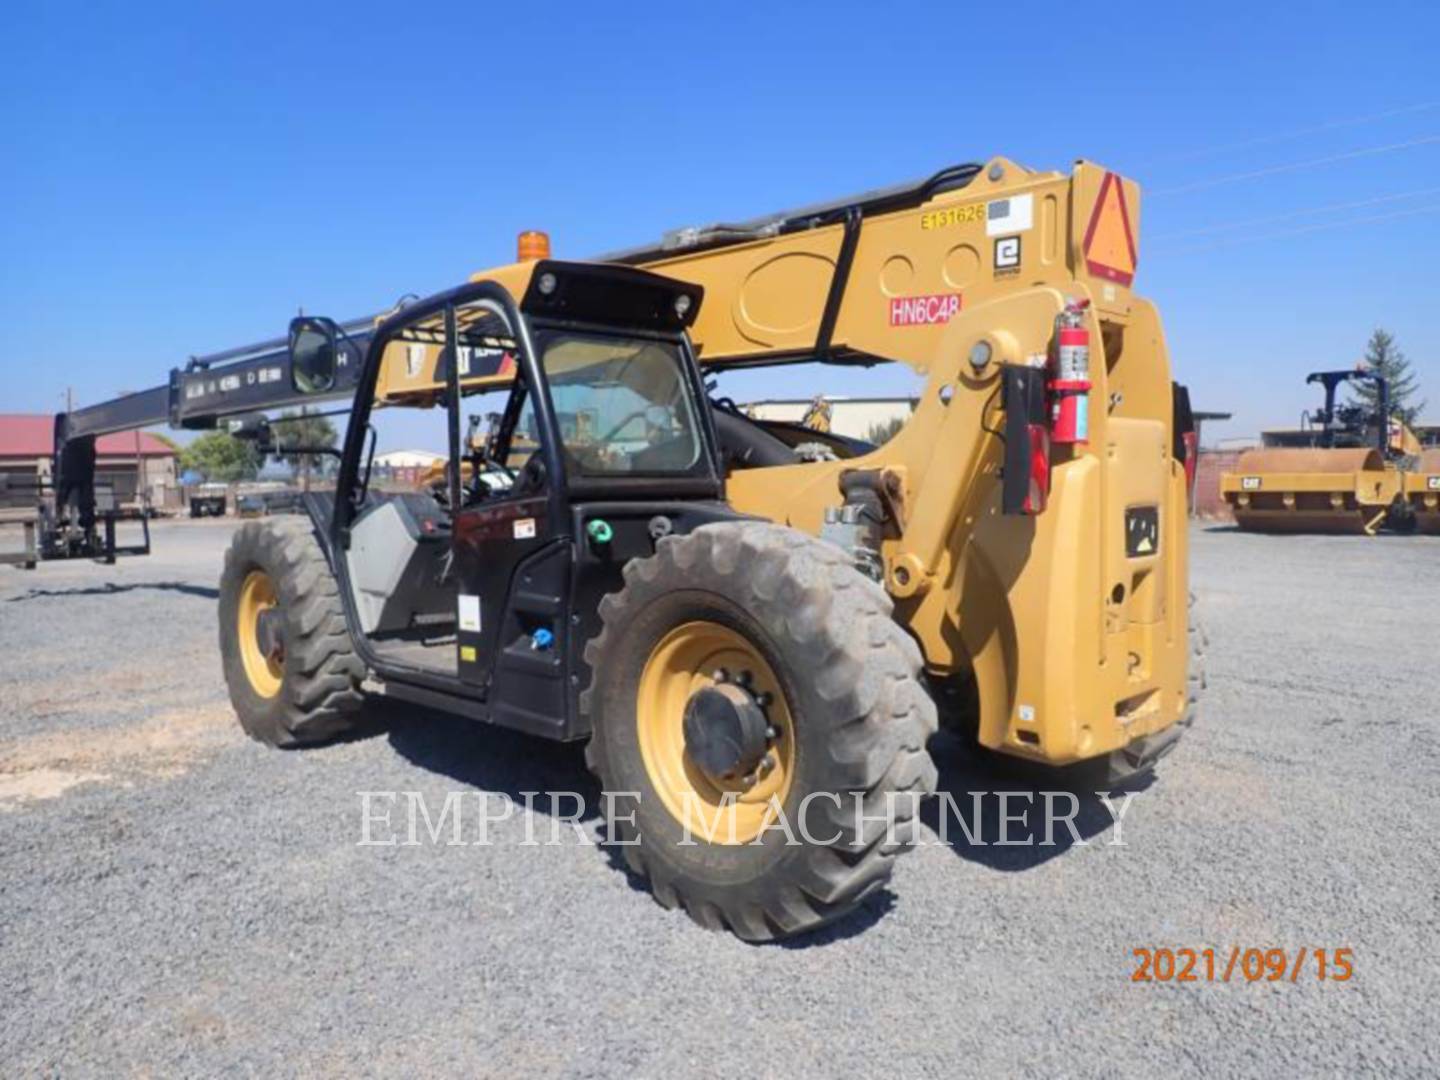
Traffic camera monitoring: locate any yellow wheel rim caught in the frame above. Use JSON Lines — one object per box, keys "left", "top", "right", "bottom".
{"left": 636, "top": 621, "right": 795, "bottom": 844}
{"left": 237, "top": 569, "right": 283, "bottom": 698}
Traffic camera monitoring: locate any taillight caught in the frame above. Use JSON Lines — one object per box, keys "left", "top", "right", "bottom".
{"left": 1024, "top": 424, "right": 1051, "bottom": 514}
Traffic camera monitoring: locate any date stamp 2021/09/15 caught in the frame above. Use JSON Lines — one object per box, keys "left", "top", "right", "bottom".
{"left": 1131, "top": 947, "right": 1355, "bottom": 984}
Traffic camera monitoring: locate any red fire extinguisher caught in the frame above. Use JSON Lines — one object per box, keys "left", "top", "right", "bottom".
{"left": 1050, "top": 298, "right": 1091, "bottom": 444}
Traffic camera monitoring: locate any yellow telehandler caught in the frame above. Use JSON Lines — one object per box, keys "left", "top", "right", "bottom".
{"left": 46, "top": 157, "right": 1200, "bottom": 940}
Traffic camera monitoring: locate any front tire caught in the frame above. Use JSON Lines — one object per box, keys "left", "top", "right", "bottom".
{"left": 582, "top": 521, "right": 937, "bottom": 941}
{"left": 219, "top": 517, "right": 365, "bottom": 747}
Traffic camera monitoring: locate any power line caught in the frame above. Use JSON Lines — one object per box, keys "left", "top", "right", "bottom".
{"left": 1138, "top": 100, "right": 1440, "bottom": 166}
{"left": 1150, "top": 186, "right": 1440, "bottom": 242}
{"left": 1150, "top": 135, "right": 1440, "bottom": 197}
{"left": 1164, "top": 202, "right": 1440, "bottom": 256}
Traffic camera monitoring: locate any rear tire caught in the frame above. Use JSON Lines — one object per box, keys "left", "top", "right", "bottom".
{"left": 582, "top": 521, "right": 938, "bottom": 942}
{"left": 219, "top": 517, "right": 365, "bottom": 747}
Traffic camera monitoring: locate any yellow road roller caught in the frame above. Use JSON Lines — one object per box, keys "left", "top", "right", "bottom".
{"left": 1403, "top": 448, "right": 1440, "bottom": 535}
{"left": 1222, "top": 368, "right": 1406, "bottom": 535}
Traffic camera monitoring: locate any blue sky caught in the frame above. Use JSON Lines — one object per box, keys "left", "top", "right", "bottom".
{"left": 2, "top": 0, "right": 1437, "bottom": 450}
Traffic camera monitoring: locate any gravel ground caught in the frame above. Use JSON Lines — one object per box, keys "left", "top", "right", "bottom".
{"left": 1, "top": 519, "right": 1436, "bottom": 1077}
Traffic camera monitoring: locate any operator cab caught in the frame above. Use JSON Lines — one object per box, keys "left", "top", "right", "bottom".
{"left": 289, "top": 262, "right": 730, "bottom": 738}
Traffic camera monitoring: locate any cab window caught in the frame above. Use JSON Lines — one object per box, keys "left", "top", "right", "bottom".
{"left": 536, "top": 332, "right": 705, "bottom": 477}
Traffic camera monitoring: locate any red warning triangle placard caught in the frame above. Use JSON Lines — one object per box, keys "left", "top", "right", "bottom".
{"left": 1082, "top": 172, "right": 1137, "bottom": 286}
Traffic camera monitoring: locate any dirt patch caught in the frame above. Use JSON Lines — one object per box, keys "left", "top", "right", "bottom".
{"left": 0, "top": 767, "right": 111, "bottom": 809}
{"left": 0, "top": 703, "right": 238, "bottom": 810}
{"left": 1181, "top": 756, "right": 1286, "bottom": 824}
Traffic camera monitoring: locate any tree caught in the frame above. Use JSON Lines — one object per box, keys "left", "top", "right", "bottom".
{"left": 271, "top": 409, "right": 339, "bottom": 487}
{"left": 179, "top": 432, "right": 261, "bottom": 483}
{"left": 1347, "top": 328, "right": 1426, "bottom": 427}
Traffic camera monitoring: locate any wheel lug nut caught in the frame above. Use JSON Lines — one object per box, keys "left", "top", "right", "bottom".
{"left": 712, "top": 668, "right": 729, "bottom": 683}
{"left": 742, "top": 772, "right": 757, "bottom": 787}
{"left": 765, "top": 726, "right": 778, "bottom": 740}
{"left": 736, "top": 670, "right": 753, "bottom": 687}
{"left": 756, "top": 691, "right": 773, "bottom": 707}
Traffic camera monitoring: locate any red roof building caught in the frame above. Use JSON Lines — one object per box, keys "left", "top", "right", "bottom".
{"left": 0, "top": 414, "right": 179, "bottom": 509}
{"left": 0, "top": 414, "right": 175, "bottom": 461}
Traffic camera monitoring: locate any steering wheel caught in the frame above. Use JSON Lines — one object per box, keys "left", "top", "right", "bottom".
{"left": 598, "top": 404, "right": 675, "bottom": 446}
{"left": 433, "top": 459, "right": 508, "bottom": 510}
{"left": 597, "top": 409, "right": 649, "bottom": 446}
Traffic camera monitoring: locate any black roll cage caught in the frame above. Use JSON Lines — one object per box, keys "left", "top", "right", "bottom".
{"left": 316, "top": 269, "right": 721, "bottom": 703}
{"left": 1305, "top": 369, "right": 1391, "bottom": 454}
{"left": 331, "top": 270, "right": 722, "bottom": 548}
{"left": 334, "top": 280, "right": 553, "bottom": 546}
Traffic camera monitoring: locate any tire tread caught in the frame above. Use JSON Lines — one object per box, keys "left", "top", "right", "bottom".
{"left": 581, "top": 521, "right": 937, "bottom": 940}
{"left": 220, "top": 518, "right": 365, "bottom": 747}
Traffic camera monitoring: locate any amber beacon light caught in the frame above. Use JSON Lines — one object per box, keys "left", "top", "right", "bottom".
{"left": 517, "top": 230, "right": 551, "bottom": 261}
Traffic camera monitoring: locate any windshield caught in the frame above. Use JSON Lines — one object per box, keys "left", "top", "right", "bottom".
{"left": 531, "top": 331, "right": 707, "bottom": 477}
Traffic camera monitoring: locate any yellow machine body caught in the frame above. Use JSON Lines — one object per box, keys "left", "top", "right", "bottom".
{"left": 375, "top": 157, "right": 1191, "bottom": 768}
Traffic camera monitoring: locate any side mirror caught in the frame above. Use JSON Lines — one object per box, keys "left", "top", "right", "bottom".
{"left": 289, "top": 316, "right": 341, "bottom": 394}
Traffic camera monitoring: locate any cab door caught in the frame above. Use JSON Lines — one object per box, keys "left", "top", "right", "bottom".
{"left": 447, "top": 371, "right": 574, "bottom": 737}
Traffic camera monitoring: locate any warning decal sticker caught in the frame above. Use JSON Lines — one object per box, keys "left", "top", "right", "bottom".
{"left": 1082, "top": 172, "right": 1138, "bottom": 287}
{"left": 458, "top": 595, "right": 482, "bottom": 633}
{"left": 1125, "top": 505, "right": 1160, "bottom": 557}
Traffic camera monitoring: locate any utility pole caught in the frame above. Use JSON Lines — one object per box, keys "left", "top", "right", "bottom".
{"left": 116, "top": 389, "right": 147, "bottom": 515}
